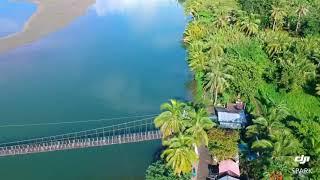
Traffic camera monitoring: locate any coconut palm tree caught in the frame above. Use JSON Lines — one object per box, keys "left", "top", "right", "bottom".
{"left": 270, "top": 6, "right": 287, "bottom": 31}
{"left": 295, "top": 4, "right": 309, "bottom": 33}
{"left": 239, "top": 13, "right": 261, "bottom": 36}
{"left": 263, "top": 30, "right": 291, "bottom": 57}
{"left": 204, "top": 58, "right": 233, "bottom": 105}
{"left": 161, "top": 134, "right": 198, "bottom": 175}
{"left": 183, "top": 0, "right": 202, "bottom": 18}
{"left": 188, "top": 41, "right": 207, "bottom": 73}
{"left": 298, "top": 36, "right": 320, "bottom": 67}
{"left": 205, "top": 28, "right": 243, "bottom": 58}
{"left": 260, "top": 130, "right": 302, "bottom": 157}
{"left": 288, "top": 118, "right": 320, "bottom": 156}
{"left": 187, "top": 41, "right": 207, "bottom": 102}
{"left": 247, "top": 98, "right": 301, "bottom": 177}
{"left": 253, "top": 130, "right": 303, "bottom": 177}
{"left": 246, "top": 96, "right": 290, "bottom": 140}
{"left": 246, "top": 117, "right": 286, "bottom": 140}
{"left": 184, "top": 21, "right": 206, "bottom": 44}
{"left": 278, "top": 53, "right": 316, "bottom": 90}
{"left": 186, "top": 108, "right": 215, "bottom": 146}
{"left": 213, "top": 12, "right": 229, "bottom": 29}
{"left": 154, "top": 100, "right": 187, "bottom": 138}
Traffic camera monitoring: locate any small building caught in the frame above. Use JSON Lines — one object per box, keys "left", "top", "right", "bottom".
{"left": 215, "top": 101, "right": 246, "bottom": 129}
{"left": 207, "top": 159, "right": 241, "bottom": 180}
{"left": 218, "top": 159, "right": 240, "bottom": 180}
{"left": 219, "top": 175, "right": 240, "bottom": 180}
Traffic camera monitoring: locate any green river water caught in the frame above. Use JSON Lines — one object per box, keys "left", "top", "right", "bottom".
{"left": 0, "top": 0, "right": 189, "bottom": 179}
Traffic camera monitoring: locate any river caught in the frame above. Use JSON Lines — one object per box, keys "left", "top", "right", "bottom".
{"left": 0, "top": 0, "right": 189, "bottom": 179}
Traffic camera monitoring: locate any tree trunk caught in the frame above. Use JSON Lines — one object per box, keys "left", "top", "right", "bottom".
{"left": 195, "top": 72, "right": 204, "bottom": 102}
{"left": 211, "top": 88, "right": 214, "bottom": 104}
{"left": 214, "top": 88, "right": 218, "bottom": 105}
{"left": 295, "top": 13, "right": 301, "bottom": 33}
{"left": 272, "top": 20, "right": 276, "bottom": 31}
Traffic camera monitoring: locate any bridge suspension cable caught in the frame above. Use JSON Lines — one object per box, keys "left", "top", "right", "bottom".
{"left": 0, "top": 115, "right": 162, "bottom": 157}
{"left": 0, "top": 116, "right": 157, "bottom": 147}
{"left": 0, "top": 113, "right": 158, "bottom": 128}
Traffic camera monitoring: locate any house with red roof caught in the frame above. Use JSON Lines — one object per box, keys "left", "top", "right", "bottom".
{"left": 218, "top": 159, "right": 240, "bottom": 179}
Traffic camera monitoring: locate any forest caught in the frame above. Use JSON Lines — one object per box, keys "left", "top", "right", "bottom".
{"left": 146, "top": 0, "right": 320, "bottom": 179}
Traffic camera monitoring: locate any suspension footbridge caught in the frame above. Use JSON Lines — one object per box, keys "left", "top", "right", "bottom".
{"left": 0, "top": 114, "right": 162, "bottom": 157}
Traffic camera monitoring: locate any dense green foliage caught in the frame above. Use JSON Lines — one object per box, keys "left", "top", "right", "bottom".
{"left": 258, "top": 82, "right": 320, "bottom": 120}
{"left": 245, "top": 95, "right": 304, "bottom": 178}
{"left": 154, "top": 100, "right": 214, "bottom": 175}
{"left": 161, "top": 134, "right": 198, "bottom": 174}
{"left": 182, "top": 0, "right": 320, "bottom": 179}
{"left": 148, "top": 0, "right": 319, "bottom": 178}
{"left": 154, "top": 100, "right": 188, "bottom": 138}
{"left": 145, "top": 160, "right": 191, "bottom": 180}
{"left": 207, "top": 128, "right": 239, "bottom": 162}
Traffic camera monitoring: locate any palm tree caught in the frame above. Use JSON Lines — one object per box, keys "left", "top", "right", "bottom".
{"left": 246, "top": 116, "right": 286, "bottom": 140}
{"left": 298, "top": 36, "right": 320, "bottom": 67}
{"left": 278, "top": 53, "right": 316, "bottom": 90}
{"left": 316, "top": 84, "right": 320, "bottom": 96}
{"left": 213, "top": 12, "right": 229, "bottom": 29}
{"left": 246, "top": 96, "right": 290, "bottom": 140}
{"left": 205, "top": 28, "right": 243, "bottom": 58}
{"left": 247, "top": 97, "right": 302, "bottom": 177}
{"left": 288, "top": 118, "right": 320, "bottom": 156}
{"left": 161, "top": 134, "right": 198, "bottom": 175}
{"left": 253, "top": 130, "right": 303, "bottom": 177}
{"left": 263, "top": 30, "right": 291, "bottom": 57}
{"left": 239, "top": 13, "right": 261, "bottom": 36}
{"left": 204, "top": 58, "right": 233, "bottom": 105}
{"left": 184, "top": 22, "right": 205, "bottom": 44}
{"left": 254, "top": 93, "right": 289, "bottom": 117}
{"left": 186, "top": 108, "right": 215, "bottom": 146}
{"left": 184, "top": 0, "right": 202, "bottom": 18}
{"left": 270, "top": 130, "right": 303, "bottom": 159}
{"left": 188, "top": 41, "right": 207, "bottom": 73}
{"left": 187, "top": 40, "right": 207, "bottom": 102}
{"left": 270, "top": 6, "right": 287, "bottom": 31}
{"left": 154, "top": 100, "right": 187, "bottom": 138}
{"left": 295, "top": 4, "right": 309, "bottom": 33}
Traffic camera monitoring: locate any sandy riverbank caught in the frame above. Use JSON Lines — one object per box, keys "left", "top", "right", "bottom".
{"left": 0, "top": 0, "right": 95, "bottom": 54}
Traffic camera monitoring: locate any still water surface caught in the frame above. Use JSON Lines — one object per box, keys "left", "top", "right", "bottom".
{"left": 0, "top": 0, "right": 36, "bottom": 37}
{"left": 0, "top": 0, "right": 189, "bottom": 179}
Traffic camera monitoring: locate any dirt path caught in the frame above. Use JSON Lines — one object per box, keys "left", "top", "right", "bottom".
{"left": 196, "top": 145, "right": 212, "bottom": 180}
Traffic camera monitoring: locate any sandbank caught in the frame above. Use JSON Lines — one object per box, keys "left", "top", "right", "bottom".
{"left": 0, "top": 0, "right": 95, "bottom": 54}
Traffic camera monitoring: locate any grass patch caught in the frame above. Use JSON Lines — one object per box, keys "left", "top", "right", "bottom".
{"left": 258, "top": 82, "right": 320, "bottom": 120}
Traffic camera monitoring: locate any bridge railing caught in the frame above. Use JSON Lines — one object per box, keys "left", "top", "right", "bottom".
{"left": 0, "top": 117, "right": 157, "bottom": 148}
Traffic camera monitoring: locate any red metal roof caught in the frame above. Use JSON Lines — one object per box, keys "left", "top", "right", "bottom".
{"left": 218, "top": 160, "right": 240, "bottom": 177}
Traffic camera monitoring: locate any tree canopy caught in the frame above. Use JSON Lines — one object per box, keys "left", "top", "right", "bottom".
{"left": 182, "top": 0, "right": 320, "bottom": 178}
{"left": 145, "top": 160, "right": 191, "bottom": 180}
{"left": 207, "top": 128, "right": 240, "bottom": 162}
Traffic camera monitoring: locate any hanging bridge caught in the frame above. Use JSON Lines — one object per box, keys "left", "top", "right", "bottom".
{"left": 0, "top": 114, "right": 162, "bottom": 157}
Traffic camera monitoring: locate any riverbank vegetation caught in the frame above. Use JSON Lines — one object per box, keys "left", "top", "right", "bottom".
{"left": 154, "top": 100, "right": 214, "bottom": 174}
{"left": 147, "top": 0, "right": 320, "bottom": 179}
{"left": 182, "top": 0, "right": 320, "bottom": 179}
{"left": 145, "top": 160, "right": 191, "bottom": 180}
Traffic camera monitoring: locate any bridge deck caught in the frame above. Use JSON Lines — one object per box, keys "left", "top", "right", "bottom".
{"left": 0, "top": 130, "right": 161, "bottom": 157}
